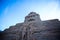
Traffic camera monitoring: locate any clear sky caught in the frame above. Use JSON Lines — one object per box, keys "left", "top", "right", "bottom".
{"left": 0, "top": 0, "right": 60, "bottom": 31}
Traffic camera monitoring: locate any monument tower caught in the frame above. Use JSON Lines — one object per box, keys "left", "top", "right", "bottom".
{"left": 22, "top": 12, "right": 42, "bottom": 40}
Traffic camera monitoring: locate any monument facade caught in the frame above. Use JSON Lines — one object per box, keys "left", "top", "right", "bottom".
{"left": 0, "top": 12, "right": 60, "bottom": 40}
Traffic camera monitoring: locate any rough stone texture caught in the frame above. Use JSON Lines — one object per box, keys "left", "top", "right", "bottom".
{"left": 0, "top": 12, "right": 60, "bottom": 40}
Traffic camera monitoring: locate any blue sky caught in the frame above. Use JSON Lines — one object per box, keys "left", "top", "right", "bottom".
{"left": 0, "top": 0, "right": 60, "bottom": 31}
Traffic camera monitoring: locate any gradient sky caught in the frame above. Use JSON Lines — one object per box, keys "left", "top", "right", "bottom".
{"left": 0, "top": 0, "right": 60, "bottom": 31}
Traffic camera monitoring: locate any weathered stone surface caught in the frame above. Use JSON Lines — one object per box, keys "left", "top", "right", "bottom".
{"left": 0, "top": 12, "right": 60, "bottom": 40}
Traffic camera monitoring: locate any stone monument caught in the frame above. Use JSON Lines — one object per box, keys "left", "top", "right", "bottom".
{"left": 0, "top": 12, "right": 60, "bottom": 40}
